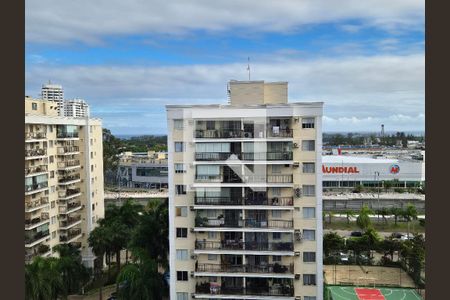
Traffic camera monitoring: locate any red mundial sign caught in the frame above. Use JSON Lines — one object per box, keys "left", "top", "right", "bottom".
{"left": 322, "top": 165, "right": 360, "bottom": 174}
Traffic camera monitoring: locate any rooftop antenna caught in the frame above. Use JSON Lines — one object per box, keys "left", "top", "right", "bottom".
{"left": 247, "top": 57, "right": 251, "bottom": 81}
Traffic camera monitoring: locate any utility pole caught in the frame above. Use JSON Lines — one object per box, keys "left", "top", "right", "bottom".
{"left": 374, "top": 171, "right": 380, "bottom": 222}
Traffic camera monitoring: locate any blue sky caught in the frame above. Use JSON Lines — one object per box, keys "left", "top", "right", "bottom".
{"left": 25, "top": 0, "right": 424, "bottom": 135}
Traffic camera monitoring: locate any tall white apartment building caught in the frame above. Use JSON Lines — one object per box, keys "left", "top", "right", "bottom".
{"left": 25, "top": 97, "right": 105, "bottom": 267}
{"left": 41, "top": 83, "right": 64, "bottom": 116}
{"left": 167, "top": 80, "right": 324, "bottom": 300}
{"left": 63, "top": 98, "right": 90, "bottom": 118}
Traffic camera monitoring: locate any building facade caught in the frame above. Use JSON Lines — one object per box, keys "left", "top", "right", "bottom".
{"left": 25, "top": 97, "right": 105, "bottom": 267}
{"left": 41, "top": 83, "right": 64, "bottom": 116}
{"left": 167, "top": 80, "right": 323, "bottom": 300}
{"left": 63, "top": 98, "right": 90, "bottom": 118}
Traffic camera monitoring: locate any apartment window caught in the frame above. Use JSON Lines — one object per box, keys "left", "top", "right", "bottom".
{"left": 208, "top": 232, "right": 217, "bottom": 239}
{"left": 208, "top": 254, "right": 218, "bottom": 261}
{"left": 91, "top": 152, "right": 94, "bottom": 159}
{"left": 176, "top": 206, "right": 188, "bottom": 217}
{"left": 52, "top": 231, "right": 56, "bottom": 239}
{"left": 51, "top": 201, "right": 55, "bottom": 208}
{"left": 303, "top": 185, "right": 316, "bottom": 196}
{"left": 176, "top": 292, "right": 189, "bottom": 300}
{"left": 51, "top": 216, "right": 56, "bottom": 224}
{"left": 176, "top": 228, "right": 188, "bottom": 238}
{"left": 302, "top": 117, "right": 315, "bottom": 129}
{"left": 304, "top": 297, "right": 317, "bottom": 300}
{"left": 49, "top": 156, "right": 54, "bottom": 163}
{"left": 92, "top": 204, "right": 95, "bottom": 211}
{"left": 303, "top": 162, "right": 315, "bottom": 173}
{"left": 272, "top": 232, "right": 281, "bottom": 240}
{"left": 50, "top": 171, "right": 55, "bottom": 179}
{"left": 49, "top": 141, "right": 53, "bottom": 148}
{"left": 303, "top": 274, "right": 316, "bottom": 285}
{"left": 91, "top": 165, "right": 94, "bottom": 172}
{"left": 32, "top": 103, "right": 37, "bottom": 110}
{"left": 177, "top": 271, "right": 188, "bottom": 281}
{"left": 272, "top": 210, "right": 282, "bottom": 218}
{"left": 174, "top": 119, "right": 184, "bottom": 130}
{"left": 51, "top": 186, "right": 56, "bottom": 193}
{"left": 272, "top": 165, "right": 282, "bottom": 174}
{"left": 175, "top": 163, "right": 186, "bottom": 173}
{"left": 175, "top": 142, "right": 184, "bottom": 152}
{"left": 303, "top": 229, "right": 316, "bottom": 241}
{"left": 303, "top": 252, "right": 316, "bottom": 263}
{"left": 176, "top": 250, "right": 188, "bottom": 261}
{"left": 272, "top": 255, "right": 282, "bottom": 262}
{"left": 91, "top": 178, "right": 94, "bottom": 184}
{"left": 176, "top": 185, "right": 187, "bottom": 195}
{"left": 302, "top": 140, "right": 315, "bottom": 151}
{"left": 272, "top": 187, "right": 281, "bottom": 196}
{"left": 49, "top": 125, "right": 53, "bottom": 132}
{"left": 90, "top": 139, "right": 93, "bottom": 146}
{"left": 92, "top": 191, "right": 95, "bottom": 197}
{"left": 303, "top": 207, "right": 316, "bottom": 219}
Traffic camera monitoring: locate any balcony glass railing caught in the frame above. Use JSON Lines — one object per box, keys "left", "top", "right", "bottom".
{"left": 57, "top": 132, "right": 79, "bottom": 139}
{"left": 267, "top": 128, "right": 293, "bottom": 138}
{"left": 57, "top": 146, "right": 80, "bottom": 154}
{"left": 25, "top": 132, "right": 46, "bottom": 140}
{"left": 25, "top": 197, "right": 49, "bottom": 210}
{"left": 57, "top": 160, "right": 80, "bottom": 169}
{"left": 195, "top": 240, "right": 294, "bottom": 251}
{"left": 58, "top": 188, "right": 81, "bottom": 198}
{"left": 59, "top": 202, "right": 82, "bottom": 213}
{"left": 25, "top": 215, "right": 50, "bottom": 228}
{"left": 25, "top": 148, "right": 47, "bottom": 158}
{"left": 196, "top": 263, "right": 294, "bottom": 274}
{"left": 25, "top": 165, "right": 48, "bottom": 176}
{"left": 195, "top": 152, "right": 293, "bottom": 161}
{"left": 195, "top": 128, "right": 294, "bottom": 139}
{"left": 195, "top": 218, "right": 293, "bottom": 229}
{"left": 25, "top": 182, "right": 48, "bottom": 193}
{"left": 60, "top": 228, "right": 82, "bottom": 242}
{"left": 195, "top": 284, "right": 294, "bottom": 297}
{"left": 195, "top": 196, "right": 293, "bottom": 206}
{"left": 195, "top": 174, "right": 293, "bottom": 184}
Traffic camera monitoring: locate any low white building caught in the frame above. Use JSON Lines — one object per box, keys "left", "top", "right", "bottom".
{"left": 322, "top": 155, "right": 425, "bottom": 189}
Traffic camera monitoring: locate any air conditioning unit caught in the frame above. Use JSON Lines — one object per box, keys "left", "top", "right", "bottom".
{"left": 190, "top": 228, "right": 195, "bottom": 233}
{"left": 295, "top": 230, "right": 302, "bottom": 242}
{"left": 293, "top": 162, "right": 300, "bottom": 168}
{"left": 190, "top": 206, "right": 195, "bottom": 211}
{"left": 294, "top": 251, "right": 301, "bottom": 256}
{"left": 190, "top": 271, "right": 195, "bottom": 277}
{"left": 191, "top": 254, "right": 198, "bottom": 260}
{"left": 293, "top": 142, "right": 299, "bottom": 148}
{"left": 244, "top": 132, "right": 252, "bottom": 138}
{"left": 295, "top": 274, "right": 301, "bottom": 280}
{"left": 294, "top": 187, "right": 302, "bottom": 198}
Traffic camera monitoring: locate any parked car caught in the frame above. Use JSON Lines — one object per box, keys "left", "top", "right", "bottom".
{"left": 350, "top": 231, "right": 362, "bottom": 237}
{"left": 339, "top": 252, "right": 349, "bottom": 262}
{"left": 391, "top": 232, "right": 404, "bottom": 239}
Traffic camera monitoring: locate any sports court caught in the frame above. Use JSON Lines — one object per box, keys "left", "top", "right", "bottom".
{"left": 326, "top": 286, "right": 423, "bottom": 300}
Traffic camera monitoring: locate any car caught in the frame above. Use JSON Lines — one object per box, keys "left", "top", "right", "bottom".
{"left": 391, "top": 232, "right": 404, "bottom": 239}
{"left": 350, "top": 231, "right": 362, "bottom": 237}
{"left": 339, "top": 252, "right": 349, "bottom": 262}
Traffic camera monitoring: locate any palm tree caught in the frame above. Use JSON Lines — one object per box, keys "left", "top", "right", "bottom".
{"left": 362, "top": 228, "right": 380, "bottom": 258}
{"left": 25, "top": 256, "right": 62, "bottom": 300}
{"left": 88, "top": 225, "right": 111, "bottom": 300}
{"left": 343, "top": 209, "right": 355, "bottom": 225}
{"left": 116, "top": 249, "right": 164, "bottom": 300}
{"left": 403, "top": 204, "right": 418, "bottom": 236}
{"left": 356, "top": 206, "right": 373, "bottom": 232}
{"left": 377, "top": 207, "right": 389, "bottom": 225}
{"left": 390, "top": 207, "right": 403, "bottom": 226}
{"left": 118, "top": 199, "right": 143, "bottom": 263}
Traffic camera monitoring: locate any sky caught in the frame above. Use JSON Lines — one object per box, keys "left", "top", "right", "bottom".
{"left": 25, "top": 0, "right": 424, "bottom": 135}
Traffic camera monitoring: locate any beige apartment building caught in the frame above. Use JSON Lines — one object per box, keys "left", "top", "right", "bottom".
{"left": 167, "top": 80, "right": 324, "bottom": 300}
{"left": 25, "top": 97, "right": 105, "bottom": 268}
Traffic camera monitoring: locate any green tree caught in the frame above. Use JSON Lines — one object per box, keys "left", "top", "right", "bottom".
{"left": 116, "top": 249, "right": 165, "bottom": 300}
{"left": 88, "top": 225, "right": 111, "bottom": 300}
{"left": 390, "top": 207, "right": 403, "bottom": 226}
{"left": 400, "top": 234, "right": 425, "bottom": 286}
{"left": 380, "top": 237, "right": 402, "bottom": 261}
{"left": 103, "top": 128, "right": 124, "bottom": 172}
{"left": 343, "top": 209, "right": 355, "bottom": 225}
{"left": 323, "top": 232, "right": 345, "bottom": 257}
{"left": 403, "top": 204, "right": 418, "bottom": 236}
{"left": 356, "top": 206, "right": 373, "bottom": 231}
{"left": 376, "top": 207, "right": 389, "bottom": 224}
{"left": 25, "top": 257, "right": 62, "bottom": 300}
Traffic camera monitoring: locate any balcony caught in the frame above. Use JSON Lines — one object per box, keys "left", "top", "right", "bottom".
{"left": 195, "top": 174, "right": 293, "bottom": 184}
{"left": 25, "top": 230, "right": 50, "bottom": 247}
{"left": 195, "top": 129, "right": 244, "bottom": 139}
{"left": 59, "top": 215, "right": 82, "bottom": 229}
{"left": 25, "top": 165, "right": 48, "bottom": 177}
{"left": 58, "top": 188, "right": 81, "bottom": 200}
{"left": 58, "top": 174, "right": 81, "bottom": 185}
{"left": 25, "top": 148, "right": 47, "bottom": 159}
{"left": 25, "top": 182, "right": 48, "bottom": 195}
{"left": 266, "top": 128, "right": 293, "bottom": 138}
{"left": 57, "top": 132, "right": 79, "bottom": 139}
{"left": 57, "top": 160, "right": 81, "bottom": 170}
{"left": 25, "top": 245, "right": 51, "bottom": 263}
{"left": 25, "top": 214, "right": 50, "bottom": 230}
{"left": 196, "top": 263, "right": 294, "bottom": 274}
{"left": 195, "top": 283, "right": 294, "bottom": 297}
{"left": 195, "top": 196, "right": 293, "bottom": 207}
{"left": 57, "top": 146, "right": 80, "bottom": 155}
{"left": 25, "top": 197, "right": 49, "bottom": 212}
{"left": 195, "top": 240, "right": 294, "bottom": 252}
{"left": 195, "top": 152, "right": 240, "bottom": 161}
{"left": 195, "top": 152, "right": 293, "bottom": 161}
{"left": 25, "top": 132, "right": 46, "bottom": 141}
{"left": 59, "top": 201, "right": 82, "bottom": 214}
{"left": 60, "top": 228, "right": 82, "bottom": 243}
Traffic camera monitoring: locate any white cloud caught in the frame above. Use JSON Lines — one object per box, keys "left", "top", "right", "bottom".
{"left": 26, "top": 0, "right": 424, "bottom": 45}
{"left": 25, "top": 52, "right": 424, "bottom": 133}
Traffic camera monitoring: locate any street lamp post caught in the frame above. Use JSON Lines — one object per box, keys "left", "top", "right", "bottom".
{"left": 374, "top": 171, "right": 380, "bottom": 222}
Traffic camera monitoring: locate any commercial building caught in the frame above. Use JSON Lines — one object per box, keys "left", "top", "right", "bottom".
{"left": 116, "top": 151, "right": 168, "bottom": 189}
{"left": 25, "top": 97, "right": 104, "bottom": 267}
{"left": 167, "top": 80, "right": 323, "bottom": 300}
{"left": 322, "top": 155, "right": 425, "bottom": 190}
